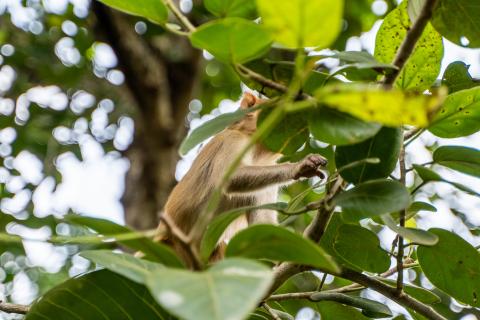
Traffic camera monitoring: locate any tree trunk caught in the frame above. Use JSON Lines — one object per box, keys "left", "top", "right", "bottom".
{"left": 92, "top": 3, "right": 200, "bottom": 230}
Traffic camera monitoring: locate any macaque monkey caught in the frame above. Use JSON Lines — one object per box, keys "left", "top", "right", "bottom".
{"left": 156, "top": 93, "right": 327, "bottom": 264}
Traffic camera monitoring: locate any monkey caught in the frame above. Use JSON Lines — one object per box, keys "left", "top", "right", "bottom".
{"left": 156, "top": 93, "right": 327, "bottom": 265}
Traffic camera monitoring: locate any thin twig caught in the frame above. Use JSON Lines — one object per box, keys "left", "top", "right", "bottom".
{"left": 262, "top": 303, "right": 282, "bottom": 320}
{"left": 162, "top": 0, "right": 196, "bottom": 32}
{"left": 0, "top": 301, "right": 30, "bottom": 315}
{"left": 383, "top": 0, "right": 439, "bottom": 85}
{"left": 397, "top": 144, "right": 406, "bottom": 294}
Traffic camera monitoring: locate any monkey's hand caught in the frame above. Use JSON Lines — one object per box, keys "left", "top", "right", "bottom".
{"left": 294, "top": 154, "right": 328, "bottom": 180}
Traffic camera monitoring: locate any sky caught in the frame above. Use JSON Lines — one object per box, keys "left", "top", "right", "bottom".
{"left": 1, "top": 0, "right": 480, "bottom": 318}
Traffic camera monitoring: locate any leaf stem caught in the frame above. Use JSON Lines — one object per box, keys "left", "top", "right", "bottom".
{"left": 162, "top": 0, "right": 196, "bottom": 32}
{"left": 0, "top": 301, "right": 29, "bottom": 315}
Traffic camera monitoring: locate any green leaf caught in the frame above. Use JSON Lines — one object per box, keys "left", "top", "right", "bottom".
{"left": 442, "top": 61, "right": 479, "bottom": 93}
{"left": 190, "top": 18, "right": 272, "bottom": 63}
{"left": 328, "top": 51, "right": 397, "bottom": 81}
{"left": 431, "top": 0, "right": 480, "bottom": 48}
{"left": 179, "top": 108, "right": 249, "bottom": 155}
{"left": 375, "top": 1, "right": 443, "bottom": 91}
{"left": 433, "top": 145, "right": 480, "bottom": 178}
{"left": 258, "top": 109, "right": 308, "bottom": 155}
{"left": 199, "top": 202, "right": 288, "bottom": 261}
{"left": 204, "top": 0, "right": 256, "bottom": 18}
{"left": 377, "top": 278, "right": 441, "bottom": 304}
{"left": 333, "top": 180, "right": 411, "bottom": 217}
{"left": 413, "top": 165, "right": 480, "bottom": 197}
{"left": 311, "top": 293, "right": 392, "bottom": 318}
{"left": 308, "top": 106, "right": 381, "bottom": 146}
{"left": 226, "top": 224, "right": 339, "bottom": 273}
{"left": 146, "top": 258, "right": 273, "bottom": 320}
{"left": 26, "top": 270, "right": 171, "bottom": 320}
{"left": 65, "top": 214, "right": 184, "bottom": 268}
{"left": 408, "top": 201, "right": 437, "bottom": 214}
{"left": 418, "top": 228, "right": 480, "bottom": 307}
{"left": 335, "top": 127, "right": 402, "bottom": 184}
{"left": 381, "top": 214, "right": 438, "bottom": 246}
{"left": 97, "top": 0, "right": 167, "bottom": 25}
{"left": 318, "top": 301, "right": 372, "bottom": 320}
{"left": 333, "top": 224, "right": 390, "bottom": 273}
{"left": 429, "top": 87, "right": 480, "bottom": 138}
{"left": 80, "top": 250, "right": 163, "bottom": 284}
{"left": 256, "top": 0, "right": 343, "bottom": 48}
{"left": 316, "top": 84, "right": 445, "bottom": 127}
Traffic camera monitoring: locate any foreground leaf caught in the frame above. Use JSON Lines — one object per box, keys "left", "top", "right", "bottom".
{"left": 418, "top": 229, "right": 480, "bottom": 307}
{"left": 98, "top": 0, "right": 167, "bottom": 24}
{"left": 190, "top": 18, "right": 272, "bottom": 63}
{"left": 429, "top": 87, "right": 480, "bottom": 138}
{"left": 333, "top": 224, "right": 390, "bottom": 273}
{"left": 80, "top": 250, "right": 163, "bottom": 284}
{"left": 26, "top": 270, "right": 171, "bottom": 320}
{"left": 335, "top": 127, "right": 402, "bottom": 183}
{"left": 316, "top": 84, "right": 445, "bottom": 127}
{"left": 308, "top": 106, "right": 381, "bottom": 146}
{"left": 226, "top": 224, "right": 339, "bottom": 273}
{"left": 146, "top": 258, "right": 273, "bottom": 320}
{"left": 204, "top": 0, "right": 256, "bottom": 18}
{"left": 431, "top": 0, "right": 480, "bottom": 48}
{"left": 256, "top": 0, "right": 343, "bottom": 48}
{"left": 179, "top": 108, "right": 248, "bottom": 155}
{"left": 442, "top": 61, "right": 479, "bottom": 93}
{"left": 433, "top": 145, "right": 480, "bottom": 178}
{"left": 375, "top": 1, "right": 443, "bottom": 91}
{"left": 333, "top": 180, "right": 410, "bottom": 217}
{"left": 65, "top": 214, "right": 184, "bottom": 268}
{"left": 311, "top": 293, "right": 392, "bottom": 318}
{"left": 381, "top": 214, "right": 438, "bottom": 246}
{"left": 200, "top": 202, "right": 288, "bottom": 261}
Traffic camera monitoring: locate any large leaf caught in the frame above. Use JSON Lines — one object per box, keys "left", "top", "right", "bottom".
{"left": 190, "top": 18, "right": 272, "bottom": 63}
{"left": 258, "top": 108, "right": 308, "bottom": 155}
{"left": 431, "top": 0, "right": 480, "bottom": 48}
{"left": 226, "top": 224, "right": 339, "bottom": 273}
{"left": 433, "top": 145, "right": 480, "bottom": 178}
{"left": 333, "top": 180, "right": 411, "bottom": 217}
{"left": 80, "top": 250, "right": 163, "bottom": 284}
{"left": 375, "top": 1, "right": 443, "bottom": 91}
{"left": 308, "top": 106, "right": 381, "bottom": 146}
{"left": 381, "top": 214, "right": 438, "bottom": 246}
{"left": 316, "top": 84, "right": 445, "bottom": 127}
{"left": 333, "top": 224, "right": 390, "bottom": 273}
{"left": 429, "top": 87, "right": 480, "bottom": 138}
{"left": 442, "top": 61, "right": 479, "bottom": 93}
{"left": 146, "top": 258, "right": 273, "bottom": 320}
{"left": 179, "top": 108, "right": 248, "bottom": 155}
{"left": 335, "top": 127, "right": 402, "bottom": 184}
{"left": 26, "top": 270, "right": 171, "bottom": 320}
{"left": 199, "top": 202, "right": 288, "bottom": 261}
{"left": 204, "top": 0, "right": 256, "bottom": 18}
{"left": 418, "top": 228, "right": 480, "bottom": 307}
{"left": 65, "top": 215, "right": 184, "bottom": 268}
{"left": 97, "top": 0, "right": 167, "bottom": 25}
{"left": 256, "top": 0, "right": 343, "bottom": 48}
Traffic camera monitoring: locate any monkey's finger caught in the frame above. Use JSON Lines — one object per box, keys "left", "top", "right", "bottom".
{"left": 316, "top": 170, "right": 326, "bottom": 179}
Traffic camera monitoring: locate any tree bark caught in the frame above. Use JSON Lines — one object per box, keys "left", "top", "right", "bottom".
{"left": 92, "top": 3, "right": 200, "bottom": 230}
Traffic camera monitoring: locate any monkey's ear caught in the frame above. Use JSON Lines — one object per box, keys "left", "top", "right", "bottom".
{"left": 239, "top": 92, "right": 258, "bottom": 109}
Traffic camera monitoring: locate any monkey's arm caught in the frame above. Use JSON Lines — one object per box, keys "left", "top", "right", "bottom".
{"left": 226, "top": 154, "right": 327, "bottom": 193}
{"left": 226, "top": 163, "right": 297, "bottom": 193}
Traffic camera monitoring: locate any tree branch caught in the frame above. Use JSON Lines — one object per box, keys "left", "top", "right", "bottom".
{"left": 340, "top": 269, "right": 447, "bottom": 320}
{"left": 0, "top": 301, "right": 30, "bottom": 315}
{"left": 383, "top": 0, "right": 439, "bottom": 85}
{"left": 163, "top": 0, "right": 196, "bottom": 32}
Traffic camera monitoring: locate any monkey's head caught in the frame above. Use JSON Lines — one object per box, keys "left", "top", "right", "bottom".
{"left": 232, "top": 92, "right": 265, "bottom": 134}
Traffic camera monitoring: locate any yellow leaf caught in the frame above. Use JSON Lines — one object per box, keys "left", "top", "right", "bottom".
{"left": 316, "top": 84, "right": 447, "bottom": 127}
